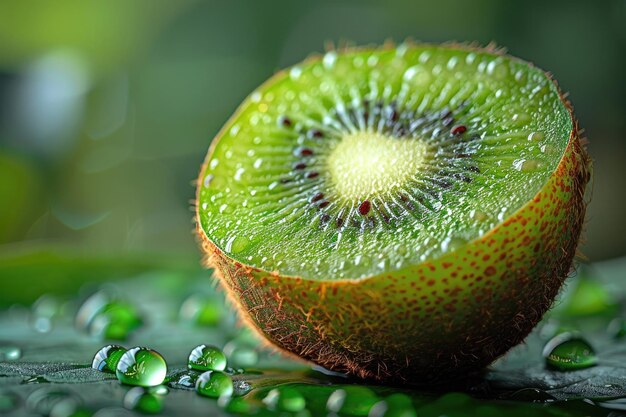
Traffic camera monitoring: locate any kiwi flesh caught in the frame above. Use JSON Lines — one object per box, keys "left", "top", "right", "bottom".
{"left": 195, "top": 43, "right": 590, "bottom": 384}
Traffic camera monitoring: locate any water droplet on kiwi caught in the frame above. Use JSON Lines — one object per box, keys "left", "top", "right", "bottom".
{"left": 195, "top": 371, "right": 233, "bottom": 398}
{"left": 513, "top": 159, "right": 541, "bottom": 172}
{"left": 116, "top": 347, "right": 167, "bottom": 387}
{"left": 93, "top": 345, "right": 127, "bottom": 373}
{"left": 440, "top": 236, "right": 467, "bottom": 252}
{"left": 543, "top": 333, "right": 597, "bottom": 371}
{"left": 487, "top": 59, "right": 509, "bottom": 79}
{"left": 0, "top": 345, "right": 21, "bottom": 361}
{"left": 123, "top": 387, "right": 163, "bottom": 414}
{"left": 290, "top": 66, "right": 302, "bottom": 81}
{"left": 470, "top": 209, "right": 489, "bottom": 222}
{"left": 403, "top": 65, "right": 430, "bottom": 86}
{"left": 250, "top": 92, "right": 261, "bottom": 103}
{"left": 188, "top": 344, "right": 227, "bottom": 372}
{"left": 511, "top": 112, "right": 530, "bottom": 125}
{"left": 323, "top": 52, "right": 337, "bottom": 70}
{"left": 225, "top": 235, "right": 249, "bottom": 254}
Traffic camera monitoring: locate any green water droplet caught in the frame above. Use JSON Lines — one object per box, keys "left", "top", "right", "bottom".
{"left": 0, "top": 390, "right": 19, "bottom": 412}
{"left": 195, "top": 371, "right": 233, "bottom": 398}
{"left": 116, "top": 347, "right": 167, "bottom": 387}
{"left": 76, "top": 292, "right": 143, "bottom": 341}
{"left": 263, "top": 386, "right": 306, "bottom": 412}
{"left": 91, "top": 301, "right": 143, "bottom": 341}
{"left": 92, "top": 345, "right": 127, "bottom": 373}
{"left": 608, "top": 318, "right": 626, "bottom": 339}
{"left": 179, "top": 295, "right": 223, "bottom": 326}
{"left": 0, "top": 345, "right": 21, "bottom": 361}
{"left": 123, "top": 387, "right": 163, "bottom": 414}
{"left": 188, "top": 344, "right": 227, "bottom": 372}
{"left": 224, "top": 341, "right": 258, "bottom": 368}
{"left": 543, "top": 333, "right": 598, "bottom": 371}
{"left": 327, "top": 386, "right": 379, "bottom": 416}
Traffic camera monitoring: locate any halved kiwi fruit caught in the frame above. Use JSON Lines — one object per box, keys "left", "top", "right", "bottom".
{"left": 195, "top": 43, "right": 590, "bottom": 384}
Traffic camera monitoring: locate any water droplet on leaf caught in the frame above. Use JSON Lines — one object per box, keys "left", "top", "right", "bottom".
{"left": 92, "top": 345, "right": 127, "bottom": 373}
{"left": 543, "top": 333, "right": 598, "bottom": 371}
{"left": 116, "top": 347, "right": 167, "bottom": 387}
{"left": 188, "top": 344, "right": 227, "bottom": 372}
{"left": 195, "top": 371, "right": 233, "bottom": 398}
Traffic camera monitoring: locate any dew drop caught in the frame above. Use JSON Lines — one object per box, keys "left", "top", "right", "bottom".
{"left": 512, "top": 112, "right": 530, "bottom": 126}
{"left": 250, "top": 92, "right": 261, "bottom": 103}
{"left": 188, "top": 345, "right": 227, "bottom": 372}
{"left": 195, "top": 371, "right": 233, "bottom": 398}
{"left": 528, "top": 132, "right": 544, "bottom": 141}
{"left": 470, "top": 209, "right": 489, "bottom": 222}
{"left": 543, "top": 333, "right": 597, "bottom": 371}
{"left": 93, "top": 345, "right": 127, "bottom": 373}
{"left": 289, "top": 67, "right": 302, "bottom": 81}
{"left": 440, "top": 236, "right": 467, "bottom": 252}
{"left": 116, "top": 347, "right": 167, "bottom": 387}
{"left": 225, "top": 236, "right": 249, "bottom": 254}
{"left": 403, "top": 65, "right": 430, "bottom": 86}
{"left": 323, "top": 52, "right": 337, "bottom": 70}
{"left": 487, "top": 59, "right": 509, "bottom": 79}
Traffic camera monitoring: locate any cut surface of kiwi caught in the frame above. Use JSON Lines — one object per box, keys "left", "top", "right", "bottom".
{"left": 196, "top": 43, "right": 589, "bottom": 384}
{"left": 198, "top": 46, "right": 571, "bottom": 280}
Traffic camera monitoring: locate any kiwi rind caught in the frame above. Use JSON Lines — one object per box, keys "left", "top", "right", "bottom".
{"left": 195, "top": 43, "right": 590, "bottom": 384}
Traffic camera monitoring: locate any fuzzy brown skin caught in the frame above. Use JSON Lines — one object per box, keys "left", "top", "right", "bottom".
{"left": 195, "top": 46, "right": 591, "bottom": 385}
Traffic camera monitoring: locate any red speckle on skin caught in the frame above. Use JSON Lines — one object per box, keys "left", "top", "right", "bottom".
{"left": 358, "top": 200, "right": 371, "bottom": 216}
{"left": 442, "top": 262, "right": 453, "bottom": 269}
{"left": 427, "top": 279, "right": 436, "bottom": 286}
{"left": 485, "top": 266, "right": 497, "bottom": 276}
{"left": 451, "top": 125, "right": 467, "bottom": 135}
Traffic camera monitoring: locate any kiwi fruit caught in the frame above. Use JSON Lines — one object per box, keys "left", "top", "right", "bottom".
{"left": 195, "top": 43, "right": 590, "bottom": 384}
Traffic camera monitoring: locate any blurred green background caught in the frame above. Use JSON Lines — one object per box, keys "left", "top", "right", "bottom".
{"left": 0, "top": 0, "right": 624, "bottom": 298}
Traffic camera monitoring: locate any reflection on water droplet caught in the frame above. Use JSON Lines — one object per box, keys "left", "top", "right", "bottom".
{"left": 225, "top": 236, "right": 249, "bottom": 254}
{"left": 93, "top": 345, "right": 127, "bottom": 373}
{"left": 543, "top": 333, "right": 597, "bottom": 371}
{"left": 528, "top": 132, "right": 544, "bottom": 141}
{"left": 124, "top": 387, "right": 163, "bottom": 414}
{"left": 514, "top": 159, "right": 541, "bottom": 172}
{"left": 327, "top": 386, "right": 379, "bottom": 416}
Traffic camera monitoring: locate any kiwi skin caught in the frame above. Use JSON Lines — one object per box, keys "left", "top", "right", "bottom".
{"left": 195, "top": 44, "right": 591, "bottom": 385}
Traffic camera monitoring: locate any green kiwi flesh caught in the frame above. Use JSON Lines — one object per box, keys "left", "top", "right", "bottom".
{"left": 196, "top": 44, "right": 589, "bottom": 384}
